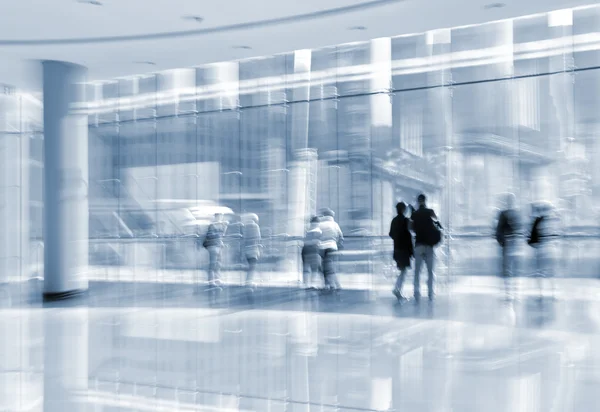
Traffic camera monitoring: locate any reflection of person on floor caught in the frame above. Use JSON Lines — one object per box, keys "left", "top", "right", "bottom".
{"left": 495, "top": 193, "right": 520, "bottom": 300}
{"left": 302, "top": 216, "right": 322, "bottom": 289}
{"left": 528, "top": 202, "right": 559, "bottom": 300}
{"left": 242, "top": 213, "right": 261, "bottom": 288}
{"left": 203, "top": 213, "right": 228, "bottom": 286}
{"left": 319, "top": 209, "right": 343, "bottom": 292}
{"left": 389, "top": 202, "right": 414, "bottom": 301}
{"left": 409, "top": 194, "right": 441, "bottom": 302}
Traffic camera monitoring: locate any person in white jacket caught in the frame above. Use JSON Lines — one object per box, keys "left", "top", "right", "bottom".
{"left": 318, "top": 208, "right": 344, "bottom": 291}
{"left": 242, "top": 213, "right": 262, "bottom": 288}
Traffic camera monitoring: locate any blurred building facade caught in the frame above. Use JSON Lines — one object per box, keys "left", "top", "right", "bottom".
{"left": 4, "top": 6, "right": 600, "bottom": 280}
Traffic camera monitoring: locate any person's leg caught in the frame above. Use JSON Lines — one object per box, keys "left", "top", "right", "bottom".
{"left": 208, "top": 247, "right": 217, "bottom": 284}
{"left": 321, "top": 249, "right": 330, "bottom": 289}
{"left": 310, "top": 256, "right": 321, "bottom": 288}
{"left": 326, "top": 249, "right": 341, "bottom": 290}
{"left": 318, "top": 249, "right": 328, "bottom": 289}
{"left": 394, "top": 266, "right": 407, "bottom": 295}
{"left": 414, "top": 246, "right": 424, "bottom": 298}
{"left": 246, "top": 257, "right": 257, "bottom": 285}
{"left": 502, "top": 243, "right": 513, "bottom": 299}
{"left": 302, "top": 250, "right": 310, "bottom": 286}
{"left": 425, "top": 246, "right": 435, "bottom": 300}
{"left": 536, "top": 247, "right": 544, "bottom": 298}
{"left": 214, "top": 247, "right": 222, "bottom": 283}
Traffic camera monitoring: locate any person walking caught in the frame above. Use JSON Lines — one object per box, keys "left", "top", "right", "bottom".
{"left": 319, "top": 208, "right": 344, "bottom": 292}
{"left": 203, "top": 213, "right": 228, "bottom": 286}
{"left": 302, "top": 216, "right": 322, "bottom": 289}
{"left": 495, "top": 193, "right": 520, "bottom": 300}
{"left": 389, "top": 202, "right": 414, "bottom": 302}
{"left": 409, "top": 194, "right": 442, "bottom": 302}
{"left": 242, "top": 213, "right": 262, "bottom": 289}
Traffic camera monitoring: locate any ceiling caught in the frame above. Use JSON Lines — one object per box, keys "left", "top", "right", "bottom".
{"left": 0, "top": 0, "right": 594, "bottom": 91}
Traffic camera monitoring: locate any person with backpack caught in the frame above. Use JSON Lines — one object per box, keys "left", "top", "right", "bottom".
{"left": 389, "top": 202, "right": 414, "bottom": 302}
{"left": 409, "top": 194, "right": 442, "bottom": 302}
{"left": 495, "top": 193, "right": 520, "bottom": 300}
{"left": 202, "top": 213, "right": 228, "bottom": 286}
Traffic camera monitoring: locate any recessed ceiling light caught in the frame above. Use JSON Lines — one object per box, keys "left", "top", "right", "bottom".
{"left": 77, "top": 0, "right": 103, "bottom": 5}
{"left": 133, "top": 61, "right": 157, "bottom": 66}
{"left": 348, "top": 26, "right": 367, "bottom": 31}
{"left": 233, "top": 45, "right": 252, "bottom": 50}
{"left": 182, "top": 15, "right": 204, "bottom": 23}
{"left": 483, "top": 2, "right": 506, "bottom": 9}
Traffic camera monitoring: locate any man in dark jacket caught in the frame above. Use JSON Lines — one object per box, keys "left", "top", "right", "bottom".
{"left": 409, "top": 194, "right": 441, "bottom": 301}
{"left": 495, "top": 193, "right": 520, "bottom": 300}
{"left": 389, "top": 202, "right": 414, "bottom": 301}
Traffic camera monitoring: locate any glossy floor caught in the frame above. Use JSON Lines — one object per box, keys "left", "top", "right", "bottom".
{"left": 1, "top": 277, "right": 599, "bottom": 411}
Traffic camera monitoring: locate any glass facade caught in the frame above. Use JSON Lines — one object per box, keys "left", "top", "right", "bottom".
{"left": 4, "top": 5, "right": 600, "bottom": 284}
{"left": 78, "top": 5, "right": 600, "bottom": 281}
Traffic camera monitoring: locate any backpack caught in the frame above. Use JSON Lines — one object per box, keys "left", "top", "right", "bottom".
{"left": 528, "top": 216, "right": 544, "bottom": 246}
{"left": 423, "top": 210, "right": 442, "bottom": 247}
{"left": 429, "top": 219, "right": 442, "bottom": 247}
{"left": 496, "top": 210, "right": 515, "bottom": 246}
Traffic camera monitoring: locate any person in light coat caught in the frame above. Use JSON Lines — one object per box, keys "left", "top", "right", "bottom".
{"left": 318, "top": 208, "right": 344, "bottom": 292}
{"left": 242, "top": 213, "right": 262, "bottom": 288}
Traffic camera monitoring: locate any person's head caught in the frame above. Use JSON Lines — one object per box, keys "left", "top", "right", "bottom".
{"left": 396, "top": 202, "right": 407, "bottom": 216}
{"left": 310, "top": 215, "right": 320, "bottom": 226}
{"left": 417, "top": 194, "right": 426, "bottom": 207}
{"left": 246, "top": 213, "right": 259, "bottom": 224}
{"left": 322, "top": 208, "right": 335, "bottom": 218}
{"left": 505, "top": 193, "right": 516, "bottom": 210}
{"left": 214, "top": 213, "right": 223, "bottom": 222}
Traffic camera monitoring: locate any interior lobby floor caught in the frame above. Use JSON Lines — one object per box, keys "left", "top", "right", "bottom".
{"left": 1, "top": 276, "right": 599, "bottom": 411}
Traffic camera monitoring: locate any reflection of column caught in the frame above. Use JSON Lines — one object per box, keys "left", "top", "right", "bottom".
{"left": 44, "top": 309, "right": 88, "bottom": 411}
{"left": 290, "top": 50, "right": 311, "bottom": 153}
{"left": 42, "top": 61, "right": 89, "bottom": 298}
{"left": 0, "top": 95, "right": 30, "bottom": 283}
{"left": 370, "top": 346, "right": 393, "bottom": 411}
{"left": 287, "top": 313, "right": 316, "bottom": 412}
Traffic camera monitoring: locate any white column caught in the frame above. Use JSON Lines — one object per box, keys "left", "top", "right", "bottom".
{"left": 42, "top": 61, "right": 89, "bottom": 299}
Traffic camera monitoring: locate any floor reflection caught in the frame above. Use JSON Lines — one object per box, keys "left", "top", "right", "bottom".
{"left": 0, "top": 280, "right": 599, "bottom": 411}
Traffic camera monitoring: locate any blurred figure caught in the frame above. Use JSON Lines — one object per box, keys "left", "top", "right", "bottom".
{"left": 203, "top": 213, "right": 228, "bottom": 286}
{"left": 319, "top": 208, "right": 344, "bottom": 292}
{"left": 409, "top": 194, "right": 441, "bottom": 302}
{"left": 302, "top": 216, "right": 322, "bottom": 289}
{"left": 242, "top": 213, "right": 262, "bottom": 288}
{"left": 389, "top": 202, "right": 414, "bottom": 302}
{"left": 226, "top": 214, "right": 244, "bottom": 266}
{"left": 528, "top": 201, "right": 560, "bottom": 299}
{"left": 495, "top": 193, "right": 520, "bottom": 300}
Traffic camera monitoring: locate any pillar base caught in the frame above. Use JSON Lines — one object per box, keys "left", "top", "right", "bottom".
{"left": 43, "top": 289, "right": 87, "bottom": 302}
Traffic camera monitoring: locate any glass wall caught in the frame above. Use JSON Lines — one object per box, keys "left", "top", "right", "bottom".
{"left": 26, "top": 4, "right": 586, "bottom": 282}
{"left": 78, "top": 5, "right": 600, "bottom": 283}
